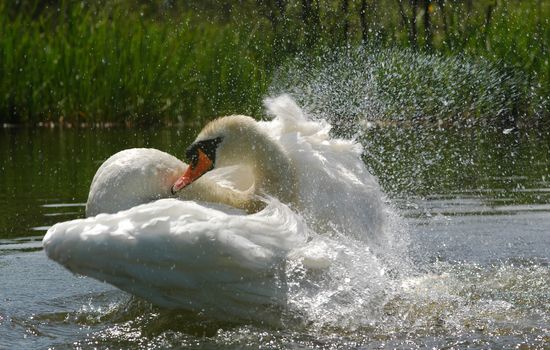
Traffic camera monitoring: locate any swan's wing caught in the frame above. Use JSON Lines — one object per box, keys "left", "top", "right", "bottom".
{"left": 261, "top": 95, "right": 388, "bottom": 242}
{"left": 43, "top": 198, "right": 306, "bottom": 322}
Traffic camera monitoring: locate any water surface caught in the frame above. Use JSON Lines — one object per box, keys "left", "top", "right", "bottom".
{"left": 1, "top": 126, "right": 548, "bottom": 349}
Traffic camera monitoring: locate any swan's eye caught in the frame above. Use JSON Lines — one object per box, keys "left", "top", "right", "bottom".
{"left": 189, "top": 153, "right": 199, "bottom": 168}
{"left": 185, "top": 146, "right": 200, "bottom": 168}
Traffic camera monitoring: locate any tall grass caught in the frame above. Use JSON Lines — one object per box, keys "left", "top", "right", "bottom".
{"left": 0, "top": 1, "right": 548, "bottom": 126}
{"left": 0, "top": 2, "right": 272, "bottom": 124}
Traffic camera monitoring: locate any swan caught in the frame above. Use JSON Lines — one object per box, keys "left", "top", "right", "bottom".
{"left": 86, "top": 114, "right": 296, "bottom": 216}
{"left": 42, "top": 95, "right": 388, "bottom": 322}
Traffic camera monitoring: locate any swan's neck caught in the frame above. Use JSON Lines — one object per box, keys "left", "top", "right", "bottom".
{"left": 184, "top": 135, "right": 296, "bottom": 213}
{"left": 217, "top": 125, "right": 297, "bottom": 206}
{"left": 249, "top": 136, "right": 296, "bottom": 204}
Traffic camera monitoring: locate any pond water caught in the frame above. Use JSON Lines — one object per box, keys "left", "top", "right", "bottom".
{"left": 1, "top": 125, "right": 549, "bottom": 349}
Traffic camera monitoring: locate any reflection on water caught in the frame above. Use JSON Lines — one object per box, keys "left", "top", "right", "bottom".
{"left": 0, "top": 126, "right": 199, "bottom": 238}
{"left": 0, "top": 126, "right": 549, "bottom": 349}
{"left": 362, "top": 125, "right": 550, "bottom": 201}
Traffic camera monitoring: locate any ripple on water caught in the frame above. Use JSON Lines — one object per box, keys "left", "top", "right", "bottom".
{"left": 1, "top": 218, "right": 548, "bottom": 349}
{"left": 59, "top": 268, "right": 547, "bottom": 349}
{"left": 16, "top": 254, "right": 542, "bottom": 349}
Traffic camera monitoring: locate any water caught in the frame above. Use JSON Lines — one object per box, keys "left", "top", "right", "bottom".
{"left": 269, "top": 47, "right": 548, "bottom": 131}
{"left": 1, "top": 124, "right": 549, "bottom": 349}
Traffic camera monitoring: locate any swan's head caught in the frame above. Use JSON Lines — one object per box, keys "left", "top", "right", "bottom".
{"left": 171, "top": 115, "right": 259, "bottom": 194}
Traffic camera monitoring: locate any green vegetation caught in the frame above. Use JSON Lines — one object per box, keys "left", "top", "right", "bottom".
{"left": 0, "top": 2, "right": 272, "bottom": 124}
{"left": 0, "top": 1, "right": 548, "bottom": 126}
{"left": 272, "top": 47, "right": 544, "bottom": 132}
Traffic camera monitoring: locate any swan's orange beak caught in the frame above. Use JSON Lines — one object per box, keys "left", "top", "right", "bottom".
{"left": 171, "top": 149, "right": 213, "bottom": 194}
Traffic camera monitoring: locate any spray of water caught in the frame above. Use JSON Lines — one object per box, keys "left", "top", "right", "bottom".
{"left": 270, "top": 46, "right": 546, "bottom": 133}
{"left": 256, "top": 49, "right": 549, "bottom": 346}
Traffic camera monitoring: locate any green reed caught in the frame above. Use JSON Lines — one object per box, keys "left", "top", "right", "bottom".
{"left": 0, "top": 1, "right": 548, "bottom": 126}
{"left": 0, "top": 2, "right": 272, "bottom": 124}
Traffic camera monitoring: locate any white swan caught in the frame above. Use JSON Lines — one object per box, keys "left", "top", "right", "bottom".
{"left": 42, "top": 95, "right": 387, "bottom": 322}
{"left": 86, "top": 114, "right": 297, "bottom": 216}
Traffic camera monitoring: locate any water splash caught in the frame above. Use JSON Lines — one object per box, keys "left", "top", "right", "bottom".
{"left": 270, "top": 46, "right": 545, "bottom": 134}
{"left": 256, "top": 50, "right": 550, "bottom": 347}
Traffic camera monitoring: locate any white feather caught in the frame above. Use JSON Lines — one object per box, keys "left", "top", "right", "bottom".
{"left": 43, "top": 95, "right": 388, "bottom": 322}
